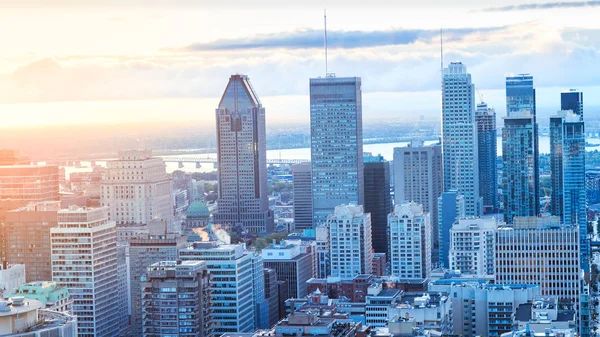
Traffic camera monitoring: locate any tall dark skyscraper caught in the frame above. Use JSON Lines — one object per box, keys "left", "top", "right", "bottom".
{"left": 364, "top": 154, "right": 392, "bottom": 254}
{"left": 292, "top": 162, "right": 313, "bottom": 230}
{"left": 475, "top": 103, "right": 498, "bottom": 213}
{"left": 502, "top": 74, "right": 539, "bottom": 224}
{"left": 310, "top": 76, "right": 364, "bottom": 225}
{"left": 561, "top": 89, "right": 583, "bottom": 119}
{"left": 213, "top": 74, "right": 274, "bottom": 233}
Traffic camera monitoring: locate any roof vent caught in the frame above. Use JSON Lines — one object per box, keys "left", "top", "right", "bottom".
{"left": 0, "top": 301, "right": 11, "bottom": 312}
{"left": 11, "top": 296, "right": 25, "bottom": 306}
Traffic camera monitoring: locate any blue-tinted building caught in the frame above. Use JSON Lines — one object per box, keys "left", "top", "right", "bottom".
{"left": 502, "top": 75, "right": 539, "bottom": 224}
{"left": 561, "top": 89, "right": 583, "bottom": 119}
{"left": 550, "top": 111, "right": 587, "bottom": 269}
{"left": 364, "top": 153, "right": 392, "bottom": 254}
{"left": 310, "top": 76, "right": 363, "bottom": 225}
{"left": 437, "top": 190, "right": 466, "bottom": 268}
{"left": 475, "top": 102, "right": 498, "bottom": 213}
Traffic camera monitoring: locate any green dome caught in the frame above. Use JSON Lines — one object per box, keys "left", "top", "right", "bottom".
{"left": 186, "top": 201, "right": 209, "bottom": 218}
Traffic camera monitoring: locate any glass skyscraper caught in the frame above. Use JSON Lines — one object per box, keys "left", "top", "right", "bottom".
{"left": 561, "top": 89, "right": 583, "bottom": 119}
{"left": 475, "top": 103, "right": 498, "bottom": 213}
{"left": 310, "top": 76, "right": 364, "bottom": 225}
{"left": 363, "top": 154, "right": 392, "bottom": 254}
{"left": 441, "top": 62, "right": 481, "bottom": 216}
{"left": 550, "top": 110, "right": 587, "bottom": 269}
{"left": 502, "top": 75, "right": 539, "bottom": 224}
{"left": 213, "top": 74, "right": 274, "bottom": 233}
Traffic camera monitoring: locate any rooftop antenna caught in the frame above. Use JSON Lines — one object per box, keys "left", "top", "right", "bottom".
{"left": 440, "top": 28, "right": 443, "bottom": 90}
{"left": 324, "top": 9, "right": 328, "bottom": 76}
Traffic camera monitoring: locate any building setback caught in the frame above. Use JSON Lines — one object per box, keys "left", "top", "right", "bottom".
{"left": 310, "top": 76, "right": 364, "bottom": 225}
{"left": 213, "top": 74, "right": 273, "bottom": 233}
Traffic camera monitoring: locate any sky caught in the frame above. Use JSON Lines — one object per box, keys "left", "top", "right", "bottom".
{"left": 1, "top": 0, "right": 600, "bottom": 128}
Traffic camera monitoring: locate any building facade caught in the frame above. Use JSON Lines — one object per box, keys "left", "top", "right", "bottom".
{"left": 262, "top": 241, "right": 314, "bottom": 299}
{"left": 441, "top": 62, "right": 481, "bottom": 216}
{"left": 141, "top": 261, "right": 212, "bottom": 337}
{"left": 325, "top": 204, "right": 373, "bottom": 279}
{"left": 561, "top": 89, "right": 583, "bottom": 119}
{"left": 475, "top": 103, "right": 498, "bottom": 213}
{"left": 101, "top": 150, "right": 174, "bottom": 231}
{"left": 213, "top": 74, "right": 273, "bottom": 234}
{"left": 51, "top": 206, "right": 120, "bottom": 337}
{"left": 387, "top": 202, "right": 431, "bottom": 280}
{"left": 179, "top": 241, "right": 257, "bottom": 334}
{"left": 449, "top": 218, "right": 497, "bottom": 277}
{"left": 394, "top": 141, "right": 443, "bottom": 260}
{"left": 437, "top": 190, "right": 466, "bottom": 268}
{"left": 310, "top": 76, "right": 364, "bottom": 225}
{"left": 292, "top": 162, "right": 313, "bottom": 230}
{"left": 503, "top": 74, "right": 539, "bottom": 224}
{"left": 364, "top": 154, "right": 392, "bottom": 254}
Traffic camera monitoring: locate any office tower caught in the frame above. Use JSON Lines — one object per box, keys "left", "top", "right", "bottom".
{"left": 441, "top": 62, "right": 481, "bottom": 216}
{"left": 387, "top": 202, "right": 431, "bottom": 280}
{"left": 475, "top": 103, "right": 498, "bottom": 213}
{"left": 129, "top": 219, "right": 188, "bottom": 336}
{"left": 437, "top": 190, "right": 466, "bottom": 268}
{"left": 213, "top": 75, "right": 273, "bottom": 234}
{"left": 51, "top": 206, "right": 120, "bottom": 337}
{"left": 4, "top": 201, "right": 59, "bottom": 282}
{"left": 495, "top": 217, "right": 580, "bottom": 306}
{"left": 310, "top": 76, "right": 364, "bottom": 225}
{"left": 430, "top": 280, "right": 542, "bottom": 337}
{"left": 315, "top": 225, "right": 330, "bottom": 278}
{"left": 550, "top": 110, "right": 587, "bottom": 270}
{"left": 363, "top": 154, "right": 392, "bottom": 254}
{"left": 292, "top": 162, "right": 313, "bottom": 230}
{"left": 264, "top": 268, "right": 280, "bottom": 328}
{"left": 101, "top": 150, "right": 175, "bottom": 231}
{"left": 251, "top": 252, "right": 269, "bottom": 330}
{"left": 503, "top": 74, "right": 539, "bottom": 224}
{"left": 262, "top": 241, "right": 314, "bottom": 298}
{"left": 141, "top": 261, "right": 212, "bottom": 337}
{"left": 180, "top": 241, "right": 257, "bottom": 334}
{"left": 325, "top": 204, "right": 372, "bottom": 279}
{"left": 394, "top": 141, "right": 443, "bottom": 260}
{"left": 449, "top": 218, "right": 497, "bottom": 277}
{"left": 561, "top": 89, "right": 583, "bottom": 119}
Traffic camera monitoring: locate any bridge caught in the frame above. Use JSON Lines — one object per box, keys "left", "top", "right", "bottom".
{"left": 160, "top": 156, "right": 307, "bottom": 168}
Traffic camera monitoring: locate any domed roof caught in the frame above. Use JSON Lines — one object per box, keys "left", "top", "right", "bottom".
{"left": 186, "top": 201, "right": 209, "bottom": 218}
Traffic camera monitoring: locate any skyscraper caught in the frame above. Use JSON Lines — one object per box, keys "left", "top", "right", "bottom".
{"left": 387, "top": 202, "right": 431, "bottom": 280}
{"left": 141, "top": 261, "right": 213, "bottom": 337}
{"left": 550, "top": 110, "right": 587, "bottom": 270}
{"left": 292, "top": 162, "right": 313, "bottom": 230}
{"left": 449, "top": 218, "right": 496, "bottom": 277}
{"left": 179, "top": 241, "right": 257, "bottom": 334}
{"left": 437, "top": 190, "right": 466, "bottom": 268}
{"left": 503, "top": 74, "right": 539, "bottom": 224}
{"left": 561, "top": 89, "right": 583, "bottom": 119}
{"left": 475, "top": 103, "right": 498, "bottom": 213}
{"left": 310, "top": 76, "right": 364, "bottom": 225}
{"left": 325, "top": 204, "right": 372, "bottom": 279}
{"left": 363, "top": 154, "right": 392, "bottom": 254}
{"left": 394, "top": 141, "right": 443, "bottom": 261}
{"left": 213, "top": 74, "right": 273, "bottom": 234}
{"left": 51, "top": 206, "right": 120, "bottom": 337}
{"left": 129, "top": 219, "right": 188, "bottom": 336}
{"left": 441, "top": 62, "right": 481, "bottom": 216}
{"left": 262, "top": 240, "right": 314, "bottom": 298}
{"left": 101, "top": 150, "right": 174, "bottom": 231}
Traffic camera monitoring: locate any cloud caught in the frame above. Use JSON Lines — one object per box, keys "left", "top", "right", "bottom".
{"left": 478, "top": 0, "right": 600, "bottom": 12}
{"left": 177, "top": 26, "right": 506, "bottom": 52}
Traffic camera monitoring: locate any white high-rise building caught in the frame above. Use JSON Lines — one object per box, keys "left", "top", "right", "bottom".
{"left": 213, "top": 74, "right": 273, "bottom": 233}
{"left": 101, "top": 150, "right": 175, "bottom": 232}
{"left": 495, "top": 217, "right": 580, "bottom": 306}
{"left": 179, "top": 241, "right": 257, "bottom": 335}
{"left": 51, "top": 206, "right": 120, "bottom": 337}
{"left": 325, "top": 204, "right": 372, "bottom": 279}
{"left": 449, "top": 218, "right": 497, "bottom": 277}
{"left": 441, "top": 62, "right": 481, "bottom": 216}
{"left": 387, "top": 202, "right": 431, "bottom": 280}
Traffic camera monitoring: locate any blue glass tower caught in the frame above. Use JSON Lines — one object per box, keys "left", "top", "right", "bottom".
{"left": 561, "top": 89, "right": 583, "bottom": 119}
{"left": 437, "top": 190, "right": 465, "bottom": 268}
{"left": 310, "top": 76, "right": 363, "bottom": 225}
{"left": 475, "top": 103, "right": 498, "bottom": 213}
{"left": 502, "top": 75, "right": 539, "bottom": 224}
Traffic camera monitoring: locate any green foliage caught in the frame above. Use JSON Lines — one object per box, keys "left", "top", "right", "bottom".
{"left": 252, "top": 232, "right": 289, "bottom": 252}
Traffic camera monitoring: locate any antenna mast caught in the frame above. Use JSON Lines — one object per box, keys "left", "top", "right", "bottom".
{"left": 324, "top": 9, "right": 328, "bottom": 76}
{"left": 440, "top": 28, "right": 443, "bottom": 90}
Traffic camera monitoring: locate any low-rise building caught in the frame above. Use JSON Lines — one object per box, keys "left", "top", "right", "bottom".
{"left": 501, "top": 327, "right": 577, "bottom": 337}
{"left": 513, "top": 297, "right": 576, "bottom": 331}
{"left": 0, "top": 297, "right": 77, "bottom": 337}
{"left": 365, "top": 286, "right": 402, "bottom": 327}
{"left": 273, "top": 311, "right": 362, "bottom": 337}
{"left": 372, "top": 253, "right": 387, "bottom": 277}
{"left": 0, "top": 264, "right": 26, "bottom": 296}
{"left": 4, "top": 281, "right": 71, "bottom": 313}
{"left": 388, "top": 292, "right": 451, "bottom": 334}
